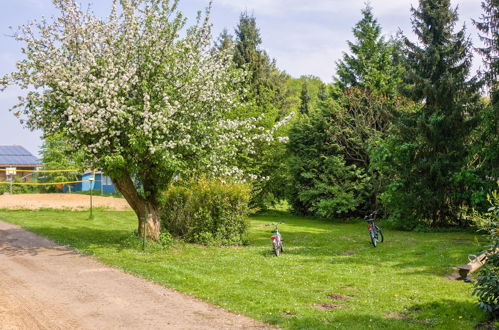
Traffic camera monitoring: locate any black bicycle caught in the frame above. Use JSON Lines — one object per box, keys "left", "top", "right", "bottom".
{"left": 364, "top": 210, "right": 383, "bottom": 247}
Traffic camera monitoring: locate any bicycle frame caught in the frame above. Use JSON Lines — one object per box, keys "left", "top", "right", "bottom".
{"left": 266, "top": 222, "right": 284, "bottom": 256}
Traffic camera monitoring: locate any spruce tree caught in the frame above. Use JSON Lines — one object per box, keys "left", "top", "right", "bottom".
{"left": 300, "top": 82, "right": 311, "bottom": 115}
{"left": 335, "top": 4, "right": 402, "bottom": 96}
{"left": 385, "top": 0, "right": 481, "bottom": 227}
{"left": 233, "top": 12, "right": 289, "bottom": 116}
{"left": 231, "top": 12, "right": 291, "bottom": 208}
{"left": 473, "top": 0, "right": 499, "bottom": 179}
{"left": 474, "top": 0, "right": 499, "bottom": 88}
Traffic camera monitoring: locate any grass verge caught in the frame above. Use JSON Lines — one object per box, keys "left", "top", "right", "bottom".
{"left": 0, "top": 209, "right": 490, "bottom": 329}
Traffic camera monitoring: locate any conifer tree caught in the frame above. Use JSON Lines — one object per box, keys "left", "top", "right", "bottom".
{"left": 473, "top": 0, "right": 499, "bottom": 179}
{"left": 300, "top": 82, "right": 311, "bottom": 115}
{"left": 335, "top": 4, "right": 402, "bottom": 95}
{"left": 384, "top": 0, "right": 481, "bottom": 227}
{"left": 230, "top": 12, "right": 291, "bottom": 208}
{"left": 233, "top": 12, "right": 289, "bottom": 115}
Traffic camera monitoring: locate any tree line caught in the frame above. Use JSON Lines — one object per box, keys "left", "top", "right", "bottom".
{"left": 2, "top": 0, "right": 497, "bottom": 238}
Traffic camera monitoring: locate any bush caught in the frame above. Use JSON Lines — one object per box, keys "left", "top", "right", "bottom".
{"left": 160, "top": 179, "right": 250, "bottom": 246}
{"left": 472, "top": 188, "right": 499, "bottom": 319}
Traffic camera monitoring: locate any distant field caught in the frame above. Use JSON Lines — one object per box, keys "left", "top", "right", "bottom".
{"left": 0, "top": 208, "right": 491, "bottom": 329}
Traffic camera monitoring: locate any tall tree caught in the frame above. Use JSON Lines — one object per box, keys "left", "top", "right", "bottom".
{"left": 1, "top": 0, "right": 278, "bottom": 240}
{"left": 230, "top": 12, "right": 292, "bottom": 208}
{"left": 233, "top": 12, "right": 289, "bottom": 116}
{"left": 299, "top": 82, "right": 311, "bottom": 115}
{"left": 381, "top": 0, "right": 481, "bottom": 227}
{"left": 474, "top": 0, "right": 499, "bottom": 88}
{"left": 473, "top": 0, "right": 499, "bottom": 179}
{"left": 335, "top": 4, "right": 402, "bottom": 96}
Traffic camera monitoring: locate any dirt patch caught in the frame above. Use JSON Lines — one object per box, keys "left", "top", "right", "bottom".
{"left": 313, "top": 303, "right": 343, "bottom": 311}
{"left": 0, "top": 220, "right": 271, "bottom": 329}
{"left": 444, "top": 272, "right": 462, "bottom": 280}
{"left": 385, "top": 312, "right": 408, "bottom": 319}
{"left": 327, "top": 293, "right": 349, "bottom": 300}
{"left": 282, "top": 312, "right": 295, "bottom": 318}
{"left": 0, "top": 193, "right": 131, "bottom": 211}
{"left": 475, "top": 321, "right": 497, "bottom": 329}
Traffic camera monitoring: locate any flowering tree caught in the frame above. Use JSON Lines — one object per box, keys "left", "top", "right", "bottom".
{"left": 1, "top": 0, "right": 279, "bottom": 240}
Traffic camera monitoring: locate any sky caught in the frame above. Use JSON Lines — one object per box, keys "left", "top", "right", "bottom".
{"left": 0, "top": 0, "right": 484, "bottom": 157}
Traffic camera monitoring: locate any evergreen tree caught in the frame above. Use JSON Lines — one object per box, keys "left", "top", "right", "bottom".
{"left": 300, "top": 81, "right": 311, "bottom": 115}
{"left": 335, "top": 4, "right": 402, "bottom": 96}
{"left": 473, "top": 0, "right": 499, "bottom": 180}
{"left": 214, "top": 28, "right": 234, "bottom": 52}
{"left": 381, "top": 0, "right": 481, "bottom": 227}
{"left": 233, "top": 12, "right": 289, "bottom": 115}
{"left": 474, "top": 0, "right": 499, "bottom": 88}
{"left": 230, "top": 12, "right": 291, "bottom": 208}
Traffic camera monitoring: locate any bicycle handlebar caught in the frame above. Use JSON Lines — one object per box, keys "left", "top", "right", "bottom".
{"left": 364, "top": 210, "right": 379, "bottom": 221}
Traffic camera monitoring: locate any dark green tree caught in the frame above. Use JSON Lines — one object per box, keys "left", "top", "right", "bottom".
{"left": 214, "top": 28, "right": 234, "bottom": 52}
{"left": 379, "top": 0, "right": 482, "bottom": 227}
{"left": 230, "top": 12, "right": 291, "bottom": 208}
{"left": 335, "top": 4, "right": 403, "bottom": 96}
{"left": 287, "top": 99, "right": 370, "bottom": 217}
{"left": 474, "top": 0, "right": 499, "bottom": 87}
{"left": 233, "top": 12, "right": 289, "bottom": 116}
{"left": 473, "top": 0, "right": 499, "bottom": 179}
{"left": 299, "top": 81, "right": 311, "bottom": 115}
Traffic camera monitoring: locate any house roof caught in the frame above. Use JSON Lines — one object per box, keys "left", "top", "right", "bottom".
{"left": 0, "top": 145, "right": 41, "bottom": 166}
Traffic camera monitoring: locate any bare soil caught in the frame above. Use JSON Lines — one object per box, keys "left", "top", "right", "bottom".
{"left": 0, "top": 193, "right": 131, "bottom": 211}
{"left": 0, "top": 221, "right": 272, "bottom": 329}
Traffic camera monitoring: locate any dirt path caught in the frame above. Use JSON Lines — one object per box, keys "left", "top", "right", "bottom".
{"left": 0, "top": 221, "right": 271, "bottom": 329}
{"left": 0, "top": 193, "right": 131, "bottom": 211}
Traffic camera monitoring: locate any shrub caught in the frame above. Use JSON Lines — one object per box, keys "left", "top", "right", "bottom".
{"left": 472, "top": 188, "right": 499, "bottom": 319}
{"left": 160, "top": 179, "right": 250, "bottom": 246}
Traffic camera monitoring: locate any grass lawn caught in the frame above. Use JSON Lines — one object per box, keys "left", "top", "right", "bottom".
{"left": 0, "top": 208, "right": 491, "bottom": 329}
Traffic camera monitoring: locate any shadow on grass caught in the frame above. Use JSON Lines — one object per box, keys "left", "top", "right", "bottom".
{"left": 276, "top": 299, "right": 485, "bottom": 329}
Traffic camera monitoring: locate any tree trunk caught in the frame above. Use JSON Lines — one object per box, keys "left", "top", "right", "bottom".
{"left": 113, "top": 174, "right": 162, "bottom": 241}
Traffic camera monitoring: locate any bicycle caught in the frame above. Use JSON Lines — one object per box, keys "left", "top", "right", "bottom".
{"left": 364, "top": 210, "right": 383, "bottom": 247}
{"left": 265, "top": 222, "right": 284, "bottom": 256}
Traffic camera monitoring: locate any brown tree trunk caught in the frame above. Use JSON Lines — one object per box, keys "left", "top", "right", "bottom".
{"left": 113, "top": 174, "right": 162, "bottom": 241}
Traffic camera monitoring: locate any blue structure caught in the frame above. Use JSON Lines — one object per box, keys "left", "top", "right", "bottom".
{"left": 65, "top": 172, "right": 116, "bottom": 194}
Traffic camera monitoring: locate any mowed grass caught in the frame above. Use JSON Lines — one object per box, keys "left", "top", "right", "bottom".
{"left": 0, "top": 208, "right": 489, "bottom": 329}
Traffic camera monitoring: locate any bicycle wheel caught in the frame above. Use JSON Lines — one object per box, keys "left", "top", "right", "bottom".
{"left": 376, "top": 226, "right": 384, "bottom": 243}
{"left": 273, "top": 242, "right": 280, "bottom": 256}
{"left": 369, "top": 231, "right": 377, "bottom": 247}
{"left": 280, "top": 241, "right": 284, "bottom": 253}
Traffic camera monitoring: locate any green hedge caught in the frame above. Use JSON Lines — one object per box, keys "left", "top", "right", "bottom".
{"left": 160, "top": 179, "right": 250, "bottom": 246}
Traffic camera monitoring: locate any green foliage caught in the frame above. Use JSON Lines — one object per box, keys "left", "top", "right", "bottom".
{"left": 286, "top": 75, "right": 325, "bottom": 116}
{"left": 287, "top": 100, "right": 370, "bottom": 217}
{"left": 473, "top": 0, "right": 499, "bottom": 88}
{"left": 376, "top": 0, "right": 482, "bottom": 228}
{"left": 229, "top": 12, "right": 292, "bottom": 208}
{"left": 160, "top": 178, "right": 250, "bottom": 245}
{"left": 39, "top": 133, "right": 84, "bottom": 192}
{"left": 288, "top": 86, "right": 413, "bottom": 218}
{"left": 299, "top": 81, "right": 311, "bottom": 115}
{"left": 334, "top": 4, "right": 403, "bottom": 96}
{"left": 0, "top": 177, "right": 39, "bottom": 194}
{"left": 472, "top": 189, "right": 499, "bottom": 319}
